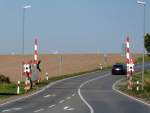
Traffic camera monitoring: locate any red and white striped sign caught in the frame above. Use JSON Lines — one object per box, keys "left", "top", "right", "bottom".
{"left": 125, "top": 36, "right": 134, "bottom": 75}
{"left": 23, "top": 60, "right": 32, "bottom": 77}
{"left": 34, "top": 39, "right": 38, "bottom": 65}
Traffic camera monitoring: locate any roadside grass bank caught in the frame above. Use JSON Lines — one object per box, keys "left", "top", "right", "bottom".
{"left": 118, "top": 70, "right": 150, "bottom": 102}
{"left": 0, "top": 67, "right": 110, "bottom": 100}
{"left": 137, "top": 56, "right": 150, "bottom": 63}
{"left": 0, "top": 82, "right": 26, "bottom": 99}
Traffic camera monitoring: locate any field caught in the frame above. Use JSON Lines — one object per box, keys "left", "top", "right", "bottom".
{"left": 0, "top": 54, "right": 141, "bottom": 82}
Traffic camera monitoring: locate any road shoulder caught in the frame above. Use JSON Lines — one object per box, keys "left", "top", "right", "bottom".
{"left": 112, "top": 78, "right": 150, "bottom": 107}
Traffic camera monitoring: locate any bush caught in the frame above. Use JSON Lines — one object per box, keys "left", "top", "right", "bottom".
{"left": 0, "top": 75, "right": 10, "bottom": 84}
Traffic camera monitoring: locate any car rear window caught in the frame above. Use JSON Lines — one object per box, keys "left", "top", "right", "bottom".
{"left": 113, "top": 65, "right": 123, "bottom": 68}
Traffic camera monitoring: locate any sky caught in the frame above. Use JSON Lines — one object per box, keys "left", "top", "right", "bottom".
{"left": 0, "top": 0, "right": 149, "bottom": 54}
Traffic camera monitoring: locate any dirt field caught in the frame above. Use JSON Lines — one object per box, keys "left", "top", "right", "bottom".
{"left": 0, "top": 54, "right": 141, "bottom": 81}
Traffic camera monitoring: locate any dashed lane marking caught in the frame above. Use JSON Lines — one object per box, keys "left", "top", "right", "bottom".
{"left": 2, "top": 109, "right": 11, "bottom": 112}
{"left": 64, "top": 106, "right": 75, "bottom": 111}
{"left": 43, "top": 94, "right": 56, "bottom": 98}
{"left": 59, "top": 100, "right": 65, "bottom": 104}
{"left": 34, "top": 108, "right": 44, "bottom": 113}
{"left": 12, "top": 108, "right": 22, "bottom": 110}
{"left": 66, "top": 97, "right": 71, "bottom": 100}
{"left": 43, "top": 94, "right": 51, "bottom": 98}
{"left": 72, "top": 94, "right": 76, "bottom": 97}
{"left": 48, "top": 104, "right": 56, "bottom": 108}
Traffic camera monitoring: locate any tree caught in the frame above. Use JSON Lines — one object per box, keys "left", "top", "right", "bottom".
{"left": 144, "top": 33, "right": 150, "bottom": 55}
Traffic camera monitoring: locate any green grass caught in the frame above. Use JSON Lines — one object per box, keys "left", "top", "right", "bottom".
{"left": 0, "top": 68, "right": 102, "bottom": 100}
{"left": 118, "top": 70, "right": 150, "bottom": 101}
{"left": 0, "top": 82, "right": 25, "bottom": 99}
{"left": 137, "top": 55, "right": 150, "bottom": 63}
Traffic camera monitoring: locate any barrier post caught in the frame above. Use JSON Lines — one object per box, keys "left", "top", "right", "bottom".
{"left": 17, "top": 81, "right": 20, "bottom": 94}
{"left": 45, "top": 72, "right": 49, "bottom": 80}
{"left": 136, "top": 81, "right": 140, "bottom": 92}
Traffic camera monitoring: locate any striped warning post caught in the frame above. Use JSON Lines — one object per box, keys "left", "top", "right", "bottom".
{"left": 125, "top": 36, "right": 130, "bottom": 77}
{"left": 34, "top": 39, "right": 38, "bottom": 65}
{"left": 125, "top": 36, "right": 135, "bottom": 90}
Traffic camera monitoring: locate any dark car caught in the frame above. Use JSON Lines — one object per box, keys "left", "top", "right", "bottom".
{"left": 112, "top": 64, "right": 127, "bottom": 75}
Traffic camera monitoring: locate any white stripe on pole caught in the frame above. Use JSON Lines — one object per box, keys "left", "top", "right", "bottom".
{"left": 24, "top": 5, "right": 32, "bottom": 9}
{"left": 34, "top": 45, "right": 37, "bottom": 51}
{"left": 127, "top": 53, "right": 130, "bottom": 59}
{"left": 34, "top": 55, "right": 37, "bottom": 60}
{"left": 126, "top": 42, "right": 129, "bottom": 48}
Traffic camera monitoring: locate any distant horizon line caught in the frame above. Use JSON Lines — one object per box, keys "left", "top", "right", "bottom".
{"left": 0, "top": 52, "right": 143, "bottom": 56}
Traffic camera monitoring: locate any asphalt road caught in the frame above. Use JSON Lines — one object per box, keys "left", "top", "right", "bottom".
{"left": 0, "top": 69, "right": 150, "bottom": 113}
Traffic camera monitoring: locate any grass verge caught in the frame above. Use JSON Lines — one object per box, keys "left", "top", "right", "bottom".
{"left": 118, "top": 70, "right": 150, "bottom": 102}
{"left": 0, "top": 68, "right": 105, "bottom": 100}
{"left": 137, "top": 55, "right": 150, "bottom": 63}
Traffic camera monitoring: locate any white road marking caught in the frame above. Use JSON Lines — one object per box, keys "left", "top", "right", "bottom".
{"left": 72, "top": 94, "right": 76, "bottom": 97}
{"left": 78, "top": 73, "right": 110, "bottom": 113}
{"left": 12, "top": 107, "right": 22, "bottom": 110}
{"left": 66, "top": 97, "right": 71, "bottom": 100}
{"left": 59, "top": 100, "right": 65, "bottom": 104}
{"left": 49, "top": 104, "right": 56, "bottom": 108}
{"left": 44, "top": 94, "right": 51, "bottom": 98}
{"left": 112, "top": 78, "right": 150, "bottom": 107}
{"left": 0, "top": 72, "right": 92, "bottom": 107}
{"left": 64, "top": 106, "right": 75, "bottom": 111}
{"left": 44, "top": 94, "right": 56, "bottom": 98}
{"left": 34, "top": 108, "right": 44, "bottom": 113}
{"left": 51, "top": 94, "right": 56, "bottom": 96}
{"left": 2, "top": 108, "right": 22, "bottom": 112}
{"left": 2, "top": 109, "right": 11, "bottom": 112}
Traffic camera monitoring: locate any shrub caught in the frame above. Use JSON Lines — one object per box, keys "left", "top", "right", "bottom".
{"left": 0, "top": 74, "right": 10, "bottom": 84}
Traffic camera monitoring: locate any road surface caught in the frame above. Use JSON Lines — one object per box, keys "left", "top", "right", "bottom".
{"left": 0, "top": 69, "right": 150, "bottom": 113}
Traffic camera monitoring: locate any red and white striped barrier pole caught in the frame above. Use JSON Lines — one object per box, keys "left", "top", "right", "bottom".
{"left": 33, "top": 39, "right": 41, "bottom": 83}
{"left": 125, "top": 36, "right": 133, "bottom": 90}
{"left": 126, "top": 36, "right": 130, "bottom": 78}
{"left": 129, "top": 58, "right": 135, "bottom": 74}
{"left": 34, "top": 39, "right": 38, "bottom": 65}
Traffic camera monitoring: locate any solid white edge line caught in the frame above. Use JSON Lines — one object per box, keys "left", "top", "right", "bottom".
{"left": 34, "top": 108, "right": 44, "bottom": 113}
{"left": 112, "top": 78, "right": 150, "bottom": 107}
{"left": 78, "top": 73, "right": 110, "bottom": 113}
{"left": 0, "top": 71, "right": 96, "bottom": 107}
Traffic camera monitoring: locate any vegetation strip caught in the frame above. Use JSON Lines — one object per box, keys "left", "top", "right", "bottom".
{"left": 117, "top": 70, "right": 150, "bottom": 103}
{"left": 0, "top": 68, "right": 105, "bottom": 100}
